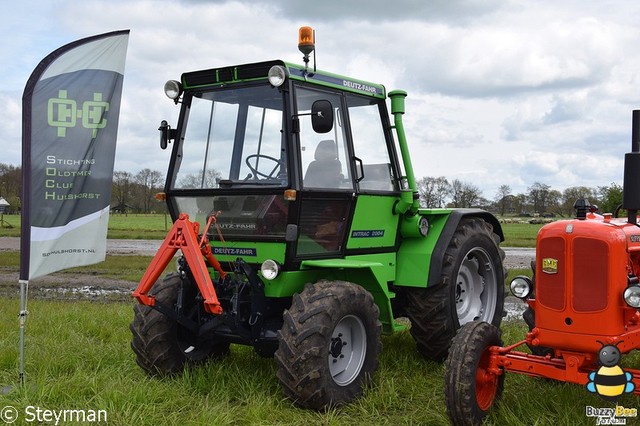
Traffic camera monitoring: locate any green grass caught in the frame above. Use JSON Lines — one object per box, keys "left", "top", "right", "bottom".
{"left": 0, "top": 251, "right": 172, "bottom": 283}
{"left": 1, "top": 298, "right": 632, "bottom": 426}
{"left": 1, "top": 213, "right": 544, "bottom": 247}
{"left": 0, "top": 225, "right": 633, "bottom": 424}
{"left": 499, "top": 222, "right": 544, "bottom": 247}
{"left": 106, "top": 213, "right": 171, "bottom": 239}
{"left": 0, "top": 214, "right": 171, "bottom": 240}
{"left": 0, "top": 214, "right": 19, "bottom": 237}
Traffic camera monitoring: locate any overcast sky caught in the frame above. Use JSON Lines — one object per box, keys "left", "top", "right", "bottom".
{"left": 4, "top": 0, "right": 640, "bottom": 198}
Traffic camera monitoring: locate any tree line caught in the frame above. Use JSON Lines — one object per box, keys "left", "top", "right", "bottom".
{"left": 417, "top": 176, "right": 623, "bottom": 217}
{"left": 0, "top": 163, "right": 166, "bottom": 214}
{"left": 0, "top": 162, "right": 624, "bottom": 217}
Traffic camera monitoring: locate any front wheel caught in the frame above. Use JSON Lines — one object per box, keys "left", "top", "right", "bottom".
{"left": 130, "top": 273, "right": 229, "bottom": 376}
{"left": 444, "top": 321, "right": 505, "bottom": 426}
{"left": 274, "top": 280, "right": 382, "bottom": 410}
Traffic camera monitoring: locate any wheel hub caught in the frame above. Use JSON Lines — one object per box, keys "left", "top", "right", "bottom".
{"left": 455, "top": 248, "right": 497, "bottom": 325}
{"left": 330, "top": 335, "right": 346, "bottom": 358}
{"left": 328, "top": 315, "right": 367, "bottom": 387}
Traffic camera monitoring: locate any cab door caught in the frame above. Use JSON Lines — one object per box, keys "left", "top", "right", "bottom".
{"left": 344, "top": 93, "right": 402, "bottom": 254}
{"left": 293, "top": 87, "right": 355, "bottom": 259}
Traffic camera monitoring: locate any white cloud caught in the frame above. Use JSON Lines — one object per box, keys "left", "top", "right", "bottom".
{"left": 5, "top": 0, "right": 640, "bottom": 200}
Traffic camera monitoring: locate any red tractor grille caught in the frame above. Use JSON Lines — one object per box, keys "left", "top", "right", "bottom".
{"left": 538, "top": 237, "right": 566, "bottom": 310}
{"left": 572, "top": 237, "right": 608, "bottom": 312}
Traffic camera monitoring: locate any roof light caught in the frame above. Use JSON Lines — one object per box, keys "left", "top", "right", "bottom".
{"left": 298, "top": 26, "right": 315, "bottom": 56}
{"left": 268, "top": 65, "right": 287, "bottom": 87}
{"left": 164, "top": 80, "right": 182, "bottom": 100}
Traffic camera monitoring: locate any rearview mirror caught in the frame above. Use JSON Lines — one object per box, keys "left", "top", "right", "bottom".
{"left": 311, "top": 100, "right": 333, "bottom": 134}
{"left": 159, "top": 120, "right": 176, "bottom": 150}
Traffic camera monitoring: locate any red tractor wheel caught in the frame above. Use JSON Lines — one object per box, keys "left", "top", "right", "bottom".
{"left": 444, "top": 321, "right": 504, "bottom": 426}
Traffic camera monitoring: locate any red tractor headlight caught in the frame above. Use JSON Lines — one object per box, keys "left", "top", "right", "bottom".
{"left": 510, "top": 276, "right": 532, "bottom": 299}
{"left": 623, "top": 285, "right": 640, "bottom": 308}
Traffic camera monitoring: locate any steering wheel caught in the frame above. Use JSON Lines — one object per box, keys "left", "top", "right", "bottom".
{"left": 613, "top": 203, "right": 623, "bottom": 218}
{"left": 245, "top": 154, "right": 285, "bottom": 179}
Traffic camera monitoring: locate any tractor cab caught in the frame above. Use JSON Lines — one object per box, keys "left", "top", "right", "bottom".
{"left": 160, "top": 58, "right": 405, "bottom": 266}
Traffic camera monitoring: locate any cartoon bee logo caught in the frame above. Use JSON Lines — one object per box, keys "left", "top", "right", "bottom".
{"left": 586, "top": 341, "right": 635, "bottom": 401}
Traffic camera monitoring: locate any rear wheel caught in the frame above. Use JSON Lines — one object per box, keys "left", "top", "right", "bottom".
{"left": 275, "top": 280, "right": 382, "bottom": 410}
{"left": 445, "top": 321, "right": 504, "bottom": 426}
{"left": 406, "top": 217, "right": 505, "bottom": 361}
{"left": 130, "top": 273, "right": 229, "bottom": 375}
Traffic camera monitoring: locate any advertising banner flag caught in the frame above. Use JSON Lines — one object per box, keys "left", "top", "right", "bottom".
{"left": 20, "top": 30, "right": 130, "bottom": 280}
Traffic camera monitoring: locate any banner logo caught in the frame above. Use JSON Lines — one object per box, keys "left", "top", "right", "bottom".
{"left": 47, "top": 89, "right": 110, "bottom": 138}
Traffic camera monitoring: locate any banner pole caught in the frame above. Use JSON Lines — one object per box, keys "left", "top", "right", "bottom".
{"left": 18, "top": 279, "right": 29, "bottom": 386}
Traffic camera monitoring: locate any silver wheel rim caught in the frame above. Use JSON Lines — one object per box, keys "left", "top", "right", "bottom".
{"left": 455, "top": 247, "right": 497, "bottom": 325}
{"left": 328, "top": 314, "right": 367, "bottom": 386}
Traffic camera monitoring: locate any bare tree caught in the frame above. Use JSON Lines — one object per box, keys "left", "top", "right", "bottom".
{"left": 527, "top": 182, "right": 552, "bottom": 214}
{"left": 112, "top": 171, "right": 133, "bottom": 213}
{"left": 494, "top": 184, "right": 512, "bottom": 216}
{"left": 450, "top": 179, "right": 483, "bottom": 208}
{"left": 178, "top": 169, "right": 221, "bottom": 189}
{"left": 417, "top": 176, "right": 451, "bottom": 208}
{"left": 135, "top": 168, "right": 164, "bottom": 213}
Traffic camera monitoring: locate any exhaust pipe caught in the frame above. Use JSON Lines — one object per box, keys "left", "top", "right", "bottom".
{"left": 623, "top": 110, "right": 640, "bottom": 225}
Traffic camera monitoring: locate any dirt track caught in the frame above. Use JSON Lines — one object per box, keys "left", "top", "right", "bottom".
{"left": 0, "top": 237, "right": 534, "bottom": 303}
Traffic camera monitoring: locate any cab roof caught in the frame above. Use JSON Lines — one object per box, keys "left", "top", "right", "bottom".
{"left": 181, "top": 59, "right": 386, "bottom": 99}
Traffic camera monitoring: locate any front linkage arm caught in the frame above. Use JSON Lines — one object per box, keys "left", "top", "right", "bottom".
{"left": 132, "top": 213, "right": 225, "bottom": 315}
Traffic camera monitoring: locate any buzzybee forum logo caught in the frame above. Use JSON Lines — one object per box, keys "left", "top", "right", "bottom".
{"left": 586, "top": 342, "right": 635, "bottom": 400}
{"left": 585, "top": 342, "right": 637, "bottom": 425}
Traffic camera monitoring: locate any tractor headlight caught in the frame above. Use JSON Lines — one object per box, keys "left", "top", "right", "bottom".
{"left": 418, "top": 216, "right": 429, "bottom": 237}
{"left": 510, "top": 276, "right": 532, "bottom": 299}
{"left": 260, "top": 259, "right": 280, "bottom": 280}
{"left": 268, "top": 65, "right": 287, "bottom": 87}
{"left": 164, "top": 80, "right": 182, "bottom": 100}
{"left": 623, "top": 285, "right": 640, "bottom": 308}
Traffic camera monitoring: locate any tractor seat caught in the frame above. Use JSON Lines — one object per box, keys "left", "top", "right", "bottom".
{"left": 304, "top": 140, "right": 342, "bottom": 188}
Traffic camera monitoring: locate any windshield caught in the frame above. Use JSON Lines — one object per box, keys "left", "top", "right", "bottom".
{"left": 172, "top": 84, "right": 286, "bottom": 189}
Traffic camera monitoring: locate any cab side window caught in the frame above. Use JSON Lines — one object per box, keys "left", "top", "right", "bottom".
{"left": 347, "top": 95, "right": 396, "bottom": 192}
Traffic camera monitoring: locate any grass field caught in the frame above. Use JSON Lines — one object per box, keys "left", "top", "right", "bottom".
{"left": 0, "top": 213, "right": 543, "bottom": 247}
{"left": 3, "top": 215, "right": 628, "bottom": 425}
{"left": 0, "top": 251, "right": 170, "bottom": 284}
{"left": 1, "top": 298, "right": 634, "bottom": 426}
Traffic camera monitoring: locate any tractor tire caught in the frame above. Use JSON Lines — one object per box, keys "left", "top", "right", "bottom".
{"left": 406, "top": 217, "right": 505, "bottom": 362}
{"left": 130, "top": 273, "right": 229, "bottom": 376}
{"left": 444, "top": 321, "right": 505, "bottom": 426}
{"left": 274, "top": 280, "right": 382, "bottom": 410}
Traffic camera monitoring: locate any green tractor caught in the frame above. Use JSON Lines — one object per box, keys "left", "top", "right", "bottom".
{"left": 131, "top": 27, "right": 506, "bottom": 409}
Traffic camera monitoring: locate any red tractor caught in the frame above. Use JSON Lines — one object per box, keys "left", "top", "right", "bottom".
{"left": 444, "top": 111, "right": 640, "bottom": 425}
